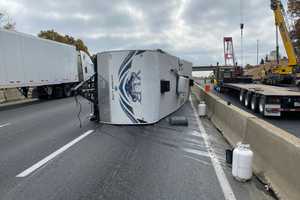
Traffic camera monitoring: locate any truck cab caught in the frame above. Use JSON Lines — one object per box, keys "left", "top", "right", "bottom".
{"left": 78, "top": 51, "right": 94, "bottom": 82}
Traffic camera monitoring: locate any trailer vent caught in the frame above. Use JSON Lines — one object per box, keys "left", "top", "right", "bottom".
{"left": 161, "top": 80, "right": 170, "bottom": 93}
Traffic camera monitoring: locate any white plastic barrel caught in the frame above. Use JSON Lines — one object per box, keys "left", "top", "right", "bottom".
{"left": 232, "top": 143, "right": 253, "bottom": 182}
{"left": 198, "top": 102, "right": 207, "bottom": 117}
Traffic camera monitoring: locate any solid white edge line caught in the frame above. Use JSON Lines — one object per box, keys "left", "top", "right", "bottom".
{"left": 189, "top": 97, "right": 237, "bottom": 200}
{"left": 16, "top": 129, "right": 94, "bottom": 178}
{"left": 0, "top": 123, "right": 11, "bottom": 128}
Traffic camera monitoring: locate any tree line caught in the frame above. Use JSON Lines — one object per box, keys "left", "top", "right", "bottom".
{"left": 38, "top": 30, "right": 90, "bottom": 56}
{"left": 288, "top": 0, "right": 300, "bottom": 56}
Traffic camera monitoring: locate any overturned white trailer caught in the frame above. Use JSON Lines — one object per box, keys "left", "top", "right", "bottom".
{"left": 95, "top": 50, "right": 193, "bottom": 125}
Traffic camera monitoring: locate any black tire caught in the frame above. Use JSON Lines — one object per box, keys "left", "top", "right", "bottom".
{"left": 258, "top": 97, "right": 266, "bottom": 116}
{"left": 244, "top": 92, "right": 252, "bottom": 108}
{"left": 63, "top": 85, "right": 72, "bottom": 97}
{"left": 37, "top": 86, "right": 50, "bottom": 99}
{"left": 46, "top": 86, "right": 54, "bottom": 99}
{"left": 250, "top": 95, "right": 258, "bottom": 112}
{"left": 239, "top": 90, "right": 245, "bottom": 103}
{"left": 53, "top": 87, "right": 64, "bottom": 98}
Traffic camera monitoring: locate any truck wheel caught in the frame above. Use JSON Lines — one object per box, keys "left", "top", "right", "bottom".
{"left": 44, "top": 86, "right": 54, "bottom": 99}
{"left": 239, "top": 90, "right": 245, "bottom": 103}
{"left": 63, "top": 86, "right": 72, "bottom": 97}
{"left": 259, "top": 97, "right": 266, "bottom": 116}
{"left": 244, "top": 92, "right": 252, "bottom": 108}
{"left": 37, "top": 87, "right": 47, "bottom": 99}
{"left": 53, "top": 87, "right": 64, "bottom": 98}
{"left": 251, "top": 95, "right": 258, "bottom": 112}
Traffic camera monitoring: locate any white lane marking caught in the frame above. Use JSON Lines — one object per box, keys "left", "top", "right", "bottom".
{"left": 0, "top": 123, "right": 11, "bottom": 128}
{"left": 16, "top": 130, "right": 94, "bottom": 178}
{"left": 190, "top": 97, "right": 237, "bottom": 200}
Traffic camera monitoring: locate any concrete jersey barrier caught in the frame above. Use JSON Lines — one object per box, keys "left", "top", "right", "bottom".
{"left": 0, "top": 88, "right": 26, "bottom": 103}
{"left": 192, "top": 85, "right": 300, "bottom": 200}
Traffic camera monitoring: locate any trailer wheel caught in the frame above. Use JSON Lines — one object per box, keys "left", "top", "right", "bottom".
{"left": 251, "top": 95, "right": 258, "bottom": 112}
{"left": 63, "top": 85, "right": 72, "bottom": 97}
{"left": 37, "top": 87, "right": 47, "bottom": 99}
{"left": 244, "top": 92, "right": 252, "bottom": 108}
{"left": 259, "top": 97, "right": 266, "bottom": 116}
{"left": 239, "top": 90, "right": 245, "bottom": 103}
{"left": 46, "top": 86, "right": 53, "bottom": 98}
{"left": 53, "top": 87, "right": 64, "bottom": 98}
{"left": 37, "top": 86, "right": 53, "bottom": 99}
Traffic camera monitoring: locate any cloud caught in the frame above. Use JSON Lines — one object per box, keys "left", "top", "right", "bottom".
{"left": 0, "top": 0, "right": 286, "bottom": 65}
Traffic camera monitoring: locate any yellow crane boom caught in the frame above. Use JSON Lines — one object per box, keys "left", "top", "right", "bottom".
{"left": 271, "top": 0, "right": 298, "bottom": 67}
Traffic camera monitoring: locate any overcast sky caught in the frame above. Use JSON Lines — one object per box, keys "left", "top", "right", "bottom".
{"left": 0, "top": 0, "right": 288, "bottom": 66}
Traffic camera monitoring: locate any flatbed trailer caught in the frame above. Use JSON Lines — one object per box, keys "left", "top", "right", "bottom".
{"left": 222, "top": 83, "right": 300, "bottom": 117}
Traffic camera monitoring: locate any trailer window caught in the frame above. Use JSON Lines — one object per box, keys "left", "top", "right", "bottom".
{"left": 85, "top": 67, "right": 88, "bottom": 73}
{"left": 161, "top": 80, "right": 170, "bottom": 93}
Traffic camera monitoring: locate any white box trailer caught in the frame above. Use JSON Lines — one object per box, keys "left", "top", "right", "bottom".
{"left": 0, "top": 29, "right": 93, "bottom": 98}
{"left": 96, "top": 50, "right": 193, "bottom": 125}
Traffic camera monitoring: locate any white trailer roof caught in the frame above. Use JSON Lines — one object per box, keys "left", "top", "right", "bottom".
{"left": 0, "top": 29, "right": 74, "bottom": 48}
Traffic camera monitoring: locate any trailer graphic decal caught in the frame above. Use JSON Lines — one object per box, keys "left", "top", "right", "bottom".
{"left": 118, "top": 51, "right": 136, "bottom": 79}
{"left": 118, "top": 51, "right": 143, "bottom": 123}
{"left": 125, "top": 70, "right": 141, "bottom": 103}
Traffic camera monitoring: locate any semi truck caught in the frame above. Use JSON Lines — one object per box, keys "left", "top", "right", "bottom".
{"left": 0, "top": 29, "right": 94, "bottom": 99}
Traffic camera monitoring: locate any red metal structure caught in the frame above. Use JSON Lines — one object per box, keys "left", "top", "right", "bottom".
{"left": 223, "top": 37, "right": 236, "bottom": 66}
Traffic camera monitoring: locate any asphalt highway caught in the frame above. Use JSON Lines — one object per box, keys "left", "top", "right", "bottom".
{"left": 0, "top": 97, "right": 274, "bottom": 200}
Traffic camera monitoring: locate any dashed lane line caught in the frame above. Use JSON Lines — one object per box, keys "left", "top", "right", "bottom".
{"left": 16, "top": 129, "right": 94, "bottom": 178}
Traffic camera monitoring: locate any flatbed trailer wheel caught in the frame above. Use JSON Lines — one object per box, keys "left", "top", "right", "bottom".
{"left": 239, "top": 90, "right": 245, "bottom": 103}
{"left": 259, "top": 97, "right": 266, "bottom": 116}
{"left": 250, "top": 95, "right": 258, "bottom": 112}
{"left": 244, "top": 92, "right": 252, "bottom": 108}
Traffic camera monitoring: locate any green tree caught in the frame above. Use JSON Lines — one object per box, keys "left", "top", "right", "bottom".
{"left": 288, "top": 0, "right": 300, "bottom": 56}
{"left": 38, "top": 30, "right": 90, "bottom": 55}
